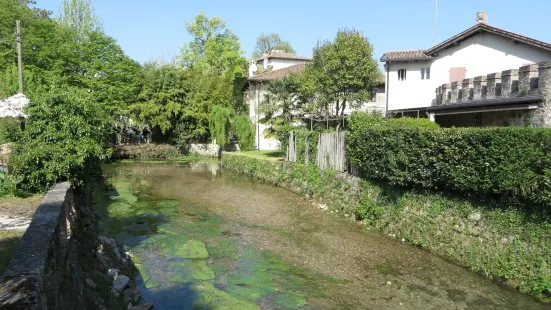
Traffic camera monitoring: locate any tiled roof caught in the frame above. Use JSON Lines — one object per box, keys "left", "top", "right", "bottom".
{"left": 426, "top": 23, "right": 551, "bottom": 55}
{"left": 256, "top": 52, "right": 311, "bottom": 62}
{"left": 381, "top": 23, "right": 551, "bottom": 62}
{"left": 248, "top": 64, "right": 306, "bottom": 81}
{"left": 380, "top": 50, "right": 432, "bottom": 62}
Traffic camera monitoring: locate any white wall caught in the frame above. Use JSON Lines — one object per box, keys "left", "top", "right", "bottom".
{"left": 387, "top": 32, "right": 551, "bottom": 110}
{"left": 247, "top": 82, "right": 280, "bottom": 151}
{"left": 268, "top": 58, "right": 308, "bottom": 70}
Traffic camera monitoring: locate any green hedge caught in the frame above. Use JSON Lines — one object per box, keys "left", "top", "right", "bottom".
{"left": 347, "top": 117, "right": 551, "bottom": 206}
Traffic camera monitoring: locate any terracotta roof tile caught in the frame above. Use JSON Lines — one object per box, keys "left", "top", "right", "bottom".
{"left": 256, "top": 52, "right": 311, "bottom": 62}
{"left": 248, "top": 64, "right": 306, "bottom": 81}
{"left": 380, "top": 50, "right": 432, "bottom": 62}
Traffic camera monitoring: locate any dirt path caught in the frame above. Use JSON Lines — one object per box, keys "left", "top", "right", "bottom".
{"left": 0, "top": 195, "right": 42, "bottom": 231}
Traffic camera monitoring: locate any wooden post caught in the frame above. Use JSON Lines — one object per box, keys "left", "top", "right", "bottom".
{"left": 16, "top": 20, "right": 23, "bottom": 94}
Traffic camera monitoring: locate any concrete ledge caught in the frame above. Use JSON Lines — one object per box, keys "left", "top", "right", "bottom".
{"left": 0, "top": 183, "right": 75, "bottom": 309}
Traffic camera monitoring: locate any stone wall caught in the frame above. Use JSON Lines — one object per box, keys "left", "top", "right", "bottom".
{"left": 0, "top": 183, "right": 76, "bottom": 308}
{"left": 432, "top": 61, "right": 551, "bottom": 127}
{"left": 186, "top": 143, "right": 240, "bottom": 157}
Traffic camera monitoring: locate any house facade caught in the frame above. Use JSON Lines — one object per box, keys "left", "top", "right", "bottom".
{"left": 246, "top": 51, "right": 386, "bottom": 150}
{"left": 381, "top": 12, "right": 551, "bottom": 125}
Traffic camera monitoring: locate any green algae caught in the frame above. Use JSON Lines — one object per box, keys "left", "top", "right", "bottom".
{"left": 374, "top": 262, "right": 396, "bottom": 275}
{"left": 175, "top": 240, "right": 210, "bottom": 259}
{"left": 191, "top": 260, "right": 215, "bottom": 280}
{"left": 167, "top": 273, "right": 194, "bottom": 284}
{"left": 145, "top": 280, "right": 161, "bottom": 289}
{"left": 193, "top": 282, "right": 260, "bottom": 310}
{"left": 274, "top": 292, "right": 308, "bottom": 309}
{"left": 208, "top": 239, "right": 239, "bottom": 260}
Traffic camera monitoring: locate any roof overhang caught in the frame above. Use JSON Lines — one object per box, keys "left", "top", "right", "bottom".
{"left": 426, "top": 95, "right": 543, "bottom": 115}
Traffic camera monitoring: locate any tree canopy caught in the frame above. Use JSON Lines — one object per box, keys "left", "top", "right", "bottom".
{"left": 252, "top": 33, "right": 296, "bottom": 59}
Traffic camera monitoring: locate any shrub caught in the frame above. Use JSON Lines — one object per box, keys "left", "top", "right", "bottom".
{"left": 387, "top": 117, "right": 440, "bottom": 129}
{"left": 0, "top": 117, "right": 23, "bottom": 144}
{"left": 10, "top": 87, "right": 111, "bottom": 192}
{"left": 347, "top": 119, "right": 551, "bottom": 206}
{"left": 233, "top": 115, "right": 255, "bottom": 151}
{"left": 116, "top": 144, "right": 180, "bottom": 160}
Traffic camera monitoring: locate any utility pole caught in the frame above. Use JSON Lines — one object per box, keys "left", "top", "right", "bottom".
{"left": 16, "top": 20, "right": 24, "bottom": 94}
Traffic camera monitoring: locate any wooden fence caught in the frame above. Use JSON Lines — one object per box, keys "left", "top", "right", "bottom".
{"left": 286, "top": 131, "right": 358, "bottom": 175}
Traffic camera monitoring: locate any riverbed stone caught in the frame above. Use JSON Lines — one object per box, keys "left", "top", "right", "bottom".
{"left": 468, "top": 212, "right": 482, "bottom": 221}
{"left": 123, "top": 288, "right": 142, "bottom": 305}
{"left": 113, "top": 275, "right": 130, "bottom": 292}
{"left": 85, "top": 278, "right": 97, "bottom": 289}
{"left": 130, "top": 302, "right": 154, "bottom": 310}
{"left": 107, "top": 268, "right": 120, "bottom": 277}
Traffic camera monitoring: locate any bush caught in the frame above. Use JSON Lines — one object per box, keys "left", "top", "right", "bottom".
{"left": 10, "top": 87, "right": 111, "bottom": 192}
{"left": 348, "top": 117, "right": 551, "bottom": 206}
{"left": 233, "top": 115, "right": 255, "bottom": 151}
{"left": 0, "top": 117, "right": 23, "bottom": 144}
{"left": 387, "top": 117, "right": 440, "bottom": 129}
{"left": 116, "top": 144, "right": 180, "bottom": 160}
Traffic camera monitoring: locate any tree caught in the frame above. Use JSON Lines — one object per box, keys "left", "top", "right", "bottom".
{"left": 10, "top": 86, "right": 111, "bottom": 192}
{"left": 57, "top": 0, "right": 101, "bottom": 39}
{"left": 179, "top": 13, "right": 247, "bottom": 142}
{"left": 306, "top": 29, "right": 381, "bottom": 128}
{"left": 131, "top": 62, "right": 189, "bottom": 134}
{"left": 252, "top": 33, "right": 295, "bottom": 59}
{"left": 259, "top": 74, "right": 304, "bottom": 137}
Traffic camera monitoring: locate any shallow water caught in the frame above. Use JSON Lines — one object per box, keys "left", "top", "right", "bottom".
{"left": 95, "top": 162, "right": 550, "bottom": 310}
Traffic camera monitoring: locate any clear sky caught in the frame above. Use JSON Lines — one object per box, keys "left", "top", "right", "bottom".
{"left": 34, "top": 0, "right": 551, "bottom": 64}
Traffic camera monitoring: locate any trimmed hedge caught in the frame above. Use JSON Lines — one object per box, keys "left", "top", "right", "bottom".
{"left": 116, "top": 144, "right": 180, "bottom": 160}
{"left": 347, "top": 116, "right": 551, "bottom": 206}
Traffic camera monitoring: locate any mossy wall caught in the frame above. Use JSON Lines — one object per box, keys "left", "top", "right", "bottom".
{"left": 221, "top": 152, "right": 551, "bottom": 302}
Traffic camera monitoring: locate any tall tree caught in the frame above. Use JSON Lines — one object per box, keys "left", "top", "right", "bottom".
{"left": 57, "top": 0, "right": 101, "bottom": 39}
{"left": 131, "top": 62, "right": 189, "bottom": 134}
{"left": 259, "top": 74, "right": 304, "bottom": 137}
{"left": 252, "top": 33, "right": 295, "bottom": 59}
{"left": 306, "top": 29, "right": 381, "bottom": 128}
{"left": 179, "top": 13, "right": 247, "bottom": 142}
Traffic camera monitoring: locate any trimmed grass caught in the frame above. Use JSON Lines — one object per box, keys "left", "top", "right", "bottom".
{"left": 225, "top": 151, "right": 284, "bottom": 162}
{"left": 0, "top": 230, "right": 22, "bottom": 274}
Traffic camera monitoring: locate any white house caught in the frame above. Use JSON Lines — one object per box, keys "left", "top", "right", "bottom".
{"left": 247, "top": 50, "right": 386, "bottom": 150}
{"left": 381, "top": 12, "right": 551, "bottom": 122}
{"left": 247, "top": 51, "right": 309, "bottom": 150}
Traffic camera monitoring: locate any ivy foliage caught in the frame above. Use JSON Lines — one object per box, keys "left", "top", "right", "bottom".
{"left": 347, "top": 112, "right": 551, "bottom": 206}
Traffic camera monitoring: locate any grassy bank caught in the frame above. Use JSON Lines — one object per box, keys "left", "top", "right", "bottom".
{"left": 221, "top": 152, "right": 551, "bottom": 302}
{"left": 0, "top": 230, "right": 22, "bottom": 274}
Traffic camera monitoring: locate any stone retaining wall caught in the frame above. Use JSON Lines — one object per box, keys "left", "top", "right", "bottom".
{"left": 0, "top": 183, "right": 76, "bottom": 308}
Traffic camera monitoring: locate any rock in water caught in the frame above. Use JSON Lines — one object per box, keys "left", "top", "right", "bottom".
{"left": 130, "top": 302, "right": 154, "bottom": 310}
{"left": 113, "top": 275, "right": 130, "bottom": 292}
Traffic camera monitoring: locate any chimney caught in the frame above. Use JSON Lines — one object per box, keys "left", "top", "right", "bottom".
{"left": 248, "top": 60, "right": 257, "bottom": 77}
{"left": 262, "top": 51, "right": 270, "bottom": 69}
{"left": 476, "top": 12, "right": 488, "bottom": 24}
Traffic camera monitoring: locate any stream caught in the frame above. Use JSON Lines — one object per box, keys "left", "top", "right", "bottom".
{"left": 93, "top": 161, "right": 549, "bottom": 310}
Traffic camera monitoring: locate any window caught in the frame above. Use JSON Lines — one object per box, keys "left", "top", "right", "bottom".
{"left": 421, "top": 68, "right": 431, "bottom": 80}
{"left": 398, "top": 69, "right": 407, "bottom": 81}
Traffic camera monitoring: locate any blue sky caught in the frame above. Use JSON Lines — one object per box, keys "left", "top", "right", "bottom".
{"left": 35, "top": 0, "right": 551, "bottom": 64}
